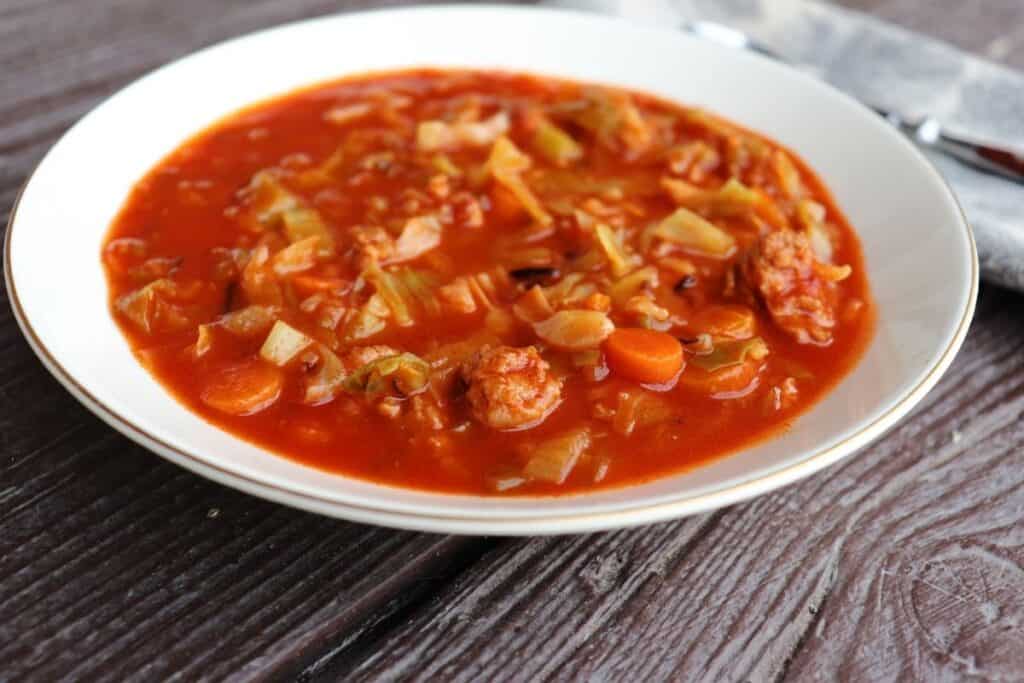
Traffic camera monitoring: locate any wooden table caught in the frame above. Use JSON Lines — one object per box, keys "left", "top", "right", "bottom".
{"left": 3, "top": 1, "right": 1023, "bottom": 680}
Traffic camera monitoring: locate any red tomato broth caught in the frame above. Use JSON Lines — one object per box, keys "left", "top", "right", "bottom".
{"left": 104, "top": 68, "right": 875, "bottom": 496}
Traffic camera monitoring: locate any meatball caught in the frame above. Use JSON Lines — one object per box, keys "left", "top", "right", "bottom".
{"left": 461, "top": 345, "right": 562, "bottom": 431}
{"left": 744, "top": 231, "right": 839, "bottom": 345}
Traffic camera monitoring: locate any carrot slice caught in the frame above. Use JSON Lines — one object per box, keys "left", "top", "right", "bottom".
{"left": 603, "top": 328, "right": 684, "bottom": 385}
{"left": 201, "top": 359, "right": 284, "bottom": 416}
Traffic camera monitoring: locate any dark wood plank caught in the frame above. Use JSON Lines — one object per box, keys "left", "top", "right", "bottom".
{"left": 0, "top": 359, "right": 492, "bottom": 682}
{"left": 0, "top": 354, "right": 503, "bottom": 682}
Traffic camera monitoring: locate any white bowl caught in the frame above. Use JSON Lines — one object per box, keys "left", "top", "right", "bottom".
{"left": 5, "top": 5, "right": 976, "bottom": 535}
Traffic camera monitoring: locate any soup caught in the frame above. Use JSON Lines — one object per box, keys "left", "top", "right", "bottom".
{"left": 103, "top": 69, "right": 873, "bottom": 495}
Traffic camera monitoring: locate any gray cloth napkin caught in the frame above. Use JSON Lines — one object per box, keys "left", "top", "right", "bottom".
{"left": 547, "top": 0, "right": 1024, "bottom": 291}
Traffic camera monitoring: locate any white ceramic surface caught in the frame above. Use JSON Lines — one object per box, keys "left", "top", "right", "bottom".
{"left": 5, "top": 5, "right": 976, "bottom": 535}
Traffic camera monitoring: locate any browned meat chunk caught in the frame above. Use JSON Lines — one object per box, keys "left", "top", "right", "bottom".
{"left": 745, "top": 231, "right": 843, "bottom": 345}
{"left": 461, "top": 345, "right": 562, "bottom": 430}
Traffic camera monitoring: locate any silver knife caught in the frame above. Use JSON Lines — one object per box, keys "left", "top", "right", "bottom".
{"left": 684, "top": 20, "right": 1024, "bottom": 184}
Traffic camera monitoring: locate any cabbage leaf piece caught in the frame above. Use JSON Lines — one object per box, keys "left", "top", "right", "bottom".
{"left": 688, "top": 337, "right": 769, "bottom": 373}
{"left": 343, "top": 353, "right": 431, "bottom": 398}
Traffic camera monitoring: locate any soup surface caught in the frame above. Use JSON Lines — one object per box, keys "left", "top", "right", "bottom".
{"left": 103, "top": 69, "right": 874, "bottom": 495}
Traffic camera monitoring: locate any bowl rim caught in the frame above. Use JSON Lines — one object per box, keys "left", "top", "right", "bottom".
{"left": 4, "top": 4, "right": 979, "bottom": 535}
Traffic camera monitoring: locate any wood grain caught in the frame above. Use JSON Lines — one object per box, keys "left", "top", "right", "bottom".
{"left": 0, "top": 370, "right": 488, "bottom": 681}
{"left": 2, "top": 1, "right": 1024, "bottom": 682}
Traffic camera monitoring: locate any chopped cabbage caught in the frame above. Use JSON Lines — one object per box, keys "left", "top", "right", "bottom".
{"left": 568, "top": 89, "right": 651, "bottom": 155}
{"left": 609, "top": 266, "right": 658, "bottom": 307}
{"left": 259, "top": 320, "right": 314, "bottom": 366}
{"left": 391, "top": 215, "right": 442, "bottom": 263}
{"left": 649, "top": 208, "right": 736, "bottom": 258}
{"left": 323, "top": 102, "right": 373, "bottom": 126}
{"left": 533, "top": 119, "right": 583, "bottom": 166}
{"left": 796, "top": 199, "right": 834, "bottom": 263}
{"left": 416, "top": 111, "right": 509, "bottom": 151}
{"left": 486, "top": 137, "right": 552, "bottom": 226}
{"left": 272, "top": 236, "right": 321, "bottom": 276}
{"left": 343, "top": 353, "right": 431, "bottom": 398}
{"left": 594, "top": 223, "right": 635, "bottom": 278}
{"left": 689, "top": 337, "right": 769, "bottom": 372}
{"left": 431, "top": 154, "right": 463, "bottom": 177}
{"left": 244, "top": 171, "right": 301, "bottom": 226}
{"left": 523, "top": 428, "right": 591, "bottom": 484}
{"left": 533, "top": 310, "right": 614, "bottom": 350}
{"left": 194, "top": 325, "right": 214, "bottom": 358}
{"left": 281, "top": 208, "right": 335, "bottom": 255}
{"left": 773, "top": 150, "right": 805, "bottom": 199}
{"left": 115, "top": 279, "right": 195, "bottom": 334}
{"left": 343, "top": 294, "right": 389, "bottom": 342}
{"left": 218, "top": 305, "right": 277, "bottom": 336}
{"left": 363, "top": 264, "right": 413, "bottom": 327}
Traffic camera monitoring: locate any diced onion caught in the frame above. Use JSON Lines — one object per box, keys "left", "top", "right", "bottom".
{"left": 660, "top": 176, "right": 763, "bottom": 217}
{"left": 611, "top": 392, "right": 674, "bottom": 436}
{"left": 305, "top": 344, "right": 347, "bottom": 405}
{"left": 523, "top": 428, "right": 591, "bottom": 484}
{"left": 391, "top": 215, "right": 442, "bottom": 263}
{"left": 240, "top": 245, "right": 285, "bottom": 307}
{"left": 364, "top": 265, "right": 413, "bottom": 327}
{"left": 245, "top": 171, "right": 301, "bottom": 226}
{"left": 259, "top": 320, "right": 313, "bottom": 366}
{"left": 650, "top": 208, "right": 736, "bottom": 258}
{"left": 115, "top": 279, "right": 195, "bottom": 334}
{"left": 344, "top": 293, "right": 390, "bottom": 342}
{"left": 594, "top": 223, "right": 635, "bottom": 278}
{"left": 512, "top": 286, "right": 555, "bottom": 324}
{"left": 416, "top": 111, "right": 510, "bottom": 152}
{"left": 281, "top": 208, "right": 335, "bottom": 255}
{"left": 194, "top": 325, "right": 214, "bottom": 358}
{"left": 533, "top": 310, "right": 614, "bottom": 351}
{"left": 272, "top": 236, "right": 322, "bottom": 276}
{"left": 796, "top": 199, "right": 834, "bottom": 263}
{"left": 773, "top": 150, "right": 805, "bottom": 200}
{"left": 431, "top": 154, "right": 463, "bottom": 177}
{"left": 323, "top": 102, "right": 373, "bottom": 126}
{"left": 609, "top": 266, "right": 658, "bottom": 307}
{"left": 218, "top": 305, "right": 277, "bottom": 336}
{"left": 533, "top": 119, "right": 583, "bottom": 166}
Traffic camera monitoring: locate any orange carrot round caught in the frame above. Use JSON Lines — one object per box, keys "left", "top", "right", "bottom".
{"left": 603, "top": 328, "right": 684, "bottom": 385}
{"left": 201, "top": 359, "right": 283, "bottom": 416}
